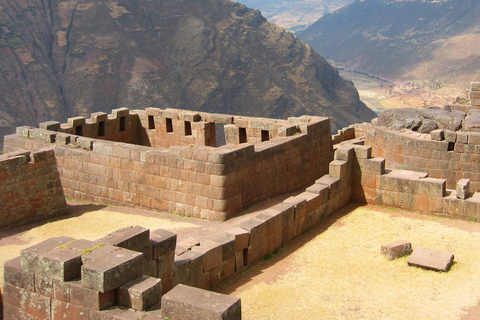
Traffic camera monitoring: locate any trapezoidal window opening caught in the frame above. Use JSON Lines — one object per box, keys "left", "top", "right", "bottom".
{"left": 148, "top": 115, "right": 155, "bottom": 130}
{"left": 261, "top": 130, "right": 270, "bottom": 142}
{"left": 119, "top": 116, "right": 126, "bottom": 132}
{"left": 98, "top": 121, "right": 105, "bottom": 137}
{"left": 239, "top": 127, "right": 247, "bottom": 143}
{"left": 166, "top": 118, "right": 173, "bottom": 133}
{"left": 447, "top": 142, "right": 455, "bottom": 151}
{"left": 75, "top": 125, "right": 83, "bottom": 136}
{"left": 184, "top": 121, "right": 192, "bottom": 136}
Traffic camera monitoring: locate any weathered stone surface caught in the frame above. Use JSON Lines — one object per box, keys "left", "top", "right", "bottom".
{"left": 20, "top": 236, "right": 82, "bottom": 281}
{"left": 407, "top": 247, "right": 454, "bottom": 272}
{"left": 456, "top": 179, "right": 470, "bottom": 200}
{"left": 191, "top": 240, "right": 223, "bottom": 272}
{"left": 81, "top": 247, "right": 144, "bottom": 292}
{"left": 116, "top": 275, "right": 162, "bottom": 311}
{"left": 377, "top": 108, "right": 466, "bottom": 132}
{"left": 99, "top": 226, "right": 150, "bottom": 252}
{"left": 212, "top": 234, "right": 236, "bottom": 260}
{"left": 70, "top": 281, "right": 115, "bottom": 310}
{"left": 4, "top": 257, "right": 35, "bottom": 291}
{"left": 226, "top": 227, "right": 250, "bottom": 251}
{"left": 162, "top": 284, "right": 241, "bottom": 320}
{"left": 150, "top": 229, "right": 177, "bottom": 259}
{"left": 381, "top": 240, "right": 412, "bottom": 260}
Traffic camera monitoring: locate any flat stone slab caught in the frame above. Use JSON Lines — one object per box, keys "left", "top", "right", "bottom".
{"left": 407, "top": 247, "right": 454, "bottom": 272}
{"left": 381, "top": 240, "right": 412, "bottom": 260}
{"left": 162, "top": 284, "right": 241, "bottom": 320}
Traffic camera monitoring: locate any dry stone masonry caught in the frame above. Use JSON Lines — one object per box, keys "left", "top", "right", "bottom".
{"left": 3, "top": 108, "right": 333, "bottom": 221}
{"left": 2, "top": 92, "right": 480, "bottom": 318}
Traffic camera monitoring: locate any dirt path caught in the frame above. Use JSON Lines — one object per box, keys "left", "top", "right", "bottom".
{"left": 216, "top": 203, "right": 480, "bottom": 320}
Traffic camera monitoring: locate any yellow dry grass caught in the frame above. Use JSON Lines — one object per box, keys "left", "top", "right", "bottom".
{"left": 224, "top": 206, "right": 480, "bottom": 320}
{"left": 0, "top": 209, "right": 198, "bottom": 288}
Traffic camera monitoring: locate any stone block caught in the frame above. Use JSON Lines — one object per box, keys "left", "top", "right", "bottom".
{"left": 3, "top": 257, "right": 35, "bottom": 291}
{"left": 456, "top": 179, "right": 470, "bottom": 200}
{"left": 430, "top": 129, "right": 444, "bottom": 141}
{"left": 212, "top": 233, "right": 236, "bottom": 260}
{"left": 353, "top": 145, "right": 372, "bottom": 159}
{"left": 456, "top": 132, "right": 468, "bottom": 144}
{"left": 52, "top": 299, "right": 90, "bottom": 320}
{"left": 407, "top": 247, "right": 454, "bottom": 272}
{"left": 191, "top": 240, "right": 223, "bottom": 272}
{"left": 3, "top": 283, "right": 51, "bottom": 319}
{"left": 20, "top": 236, "right": 83, "bottom": 281}
{"left": 150, "top": 228, "right": 177, "bottom": 259}
{"left": 177, "top": 236, "right": 200, "bottom": 252}
{"left": 99, "top": 226, "right": 150, "bottom": 252}
{"left": 226, "top": 227, "right": 250, "bottom": 251}
{"left": 468, "top": 132, "right": 480, "bottom": 145}
{"left": 81, "top": 244, "right": 118, "bottom": 264}
{"left": 283, "top": 196, "right": 307, "bottom": 220}
{"left": 162, "top": 284, "right": 241, "bottom": 320}
{"left": 381, "top": 240, "right": 413, "bottom": 260}
{"left": 116, "top": 275, "right": 162, "bottom": 311}
{"left": 39, "top": 121, "right": 61, "bottom": 131}
{"left": 81, "top": 247, "right": 144, "bottom": 292}
{"left": 70, "top": 281, "right": 115, "bottom": 310}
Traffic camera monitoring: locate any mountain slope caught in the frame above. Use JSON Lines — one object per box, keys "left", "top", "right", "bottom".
{"left": 239, "top": 0, "right": 353, "bottom": 32}
{"left": 299, "top": 0, "right": 480, "bottom": 93}
{"left": 0, "top": 0, "right": 375, "bottom": 149}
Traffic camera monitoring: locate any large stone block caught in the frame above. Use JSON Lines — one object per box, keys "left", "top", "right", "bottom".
{"left": 162, "top": 284, "right": 241, "bottom": 320}
{"left": 226, "top": 227, "right": 250, "bottom": 251}
{"left": 4, "top": 257, "right": 35, "bottom": 291}
{"left": 456, "top": 179, "right": 470, "bottom": 200}
{"left": 191, "top": 240, "right": 223, "bottom": 272}
{"left": 116, "top": 275, "right": 162, "bottom": 311}
{"left": 70, "top": 281, "right": 115, "bottom": 310}
{"left": 20, "top": 236, "right": 82, "bottom": 281}
{"left": 99, "top": 226, "right": 150, "bottom": 252}
{"left": 407, "top": 247, "right": 454, "bottom": 272}
{"left": 150, "top": 228, "right": 177, "bottom": 259}
{"left": 4, "top": 283, "right": 52, "bottom": 319}
{"left": 212, "top": 234, "right": 236, "bottom": 261}
{"left": 81, "top": 247, "right": 144, "bottom": 292}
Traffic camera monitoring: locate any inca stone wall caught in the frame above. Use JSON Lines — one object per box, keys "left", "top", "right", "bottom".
{"left": 0, "top": 149, "right": 66, "bottom": 229}
{"left": 3, "top": 108, "right": 333, "bottom": 221}
{"left": 350, "top": 123, "right": 480, "bottom": 192}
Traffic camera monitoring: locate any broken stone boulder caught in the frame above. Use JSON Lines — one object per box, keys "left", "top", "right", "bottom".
{"left": 377, "top": 108, "right": 466, "bottom": 133}
{"left": 407, "top": 247, "right": 454, "bottom": 272}
{"left": 381, "top": 240, "right": 412, "bottom": 260}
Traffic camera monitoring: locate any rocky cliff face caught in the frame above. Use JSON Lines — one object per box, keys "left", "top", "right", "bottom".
{"left": 0, "top": 0, "right": 375, "bottom": 151}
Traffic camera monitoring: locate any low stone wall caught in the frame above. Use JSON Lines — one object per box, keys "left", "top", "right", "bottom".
{"left": 348, "top": 143, "right": 480, "bottom": 220}
{"left": 4, "top": 111, "right": 333, "bottom": 221}
{"left": 0, "top": 149, "right": 66, "bottom": 229}
{"left": 350, "top": 123, "right": 480, "bottom": 192}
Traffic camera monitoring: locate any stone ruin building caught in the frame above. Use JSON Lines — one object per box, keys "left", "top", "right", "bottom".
{"left": 1, "top": 83, "right": 480, "bottom": 319}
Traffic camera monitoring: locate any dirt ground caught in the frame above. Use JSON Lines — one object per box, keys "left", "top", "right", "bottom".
{"left": 2, "top": 201, "right": 480, "bottom": 319}
{"left": 216, "top": 204, "right": 480, "bottom": 320}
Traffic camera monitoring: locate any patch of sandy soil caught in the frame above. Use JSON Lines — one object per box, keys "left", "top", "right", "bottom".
{"left": 216, "top": 204, "right": 480, "bottom": 320}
